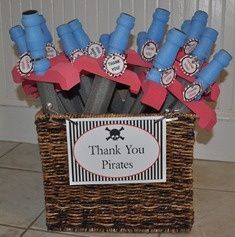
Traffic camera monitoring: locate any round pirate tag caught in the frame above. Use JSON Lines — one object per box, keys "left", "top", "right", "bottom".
{"left": 183, "top": 82, "right": 202, "bottom": 101}
{"left": 141, "top": 40, "right": 158, "bottom": 61}
{"left": 160, "top": 67, "right": 176, "bottom": 87}
{"left": 45, "top": 43, "right": 57, "bottom": 59}
{"left": 103, "top": 53, "right": 127, "bottom": 77}
{"left": 17, "top": 53, "right": 33, "bottom": 76}
{"left": 70, "top": 49, "right": 85, "bottom": 62}
{"left": 180, "top": 55, "right": 200, "bottom": 76}
{"left": 184, "top": 39, "right": 199, "bottom": 54}
{"left": 86, "top": 42, "right": 105, "bottom": 59}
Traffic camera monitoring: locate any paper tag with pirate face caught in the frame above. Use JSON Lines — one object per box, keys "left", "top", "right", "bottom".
{"left": 184, "top": 39, "right": 199, "bottom": 54}
{"left": 141, "top": 40, "right": 158, "bottom": 61}
{"left": 183, "top": 82, "right": 202, "bottom": 101}
{"left": 180, "top": 55, "right": 200, "bottom": 76}
{"left": 17, "top": 53, "right": 33, "bottom": 76}
{"left": 103, "top": 53, "right": 127, "bottom": 77}
{"left": 160, "top": 67, "right": 176, "bottom": 87}
{"left": 70, "top": 49, "right": 85, "bottom": 63}
{"left": 86, "top": 42, "right": 105, "bottom": 59}
{"left": 46, "top": 43, "right": 58, "bottom": 59}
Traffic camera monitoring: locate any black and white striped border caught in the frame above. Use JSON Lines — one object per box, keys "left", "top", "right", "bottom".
{"left": 66, "top": 116, "right": 166, "bottom": 185}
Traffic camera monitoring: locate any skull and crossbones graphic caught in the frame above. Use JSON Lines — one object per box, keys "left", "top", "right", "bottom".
{"left": 105, "top": 127, "right": 125, "bottom": 141}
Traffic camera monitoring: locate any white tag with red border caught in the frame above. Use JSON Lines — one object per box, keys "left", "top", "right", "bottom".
{"left": 183, "top": 82, "right": 202, "bottom": 101}
{"left": 141, "top": 40, "right": 158, "bottom": 61}
{"left": 45, "top": 43, "right": 58, "bottom": 59}
{"left": 86, "top": 42, "right": 105, "bottom": 59}
{"left": 180, "top": 55, "right": 200, "bottom": 76}
{"left": 160, "top": 68, "right": 176, "bottom": 87}
{"left": 183, "top": 39, "right": 199, "bottom": 54}
{"left": 17, "top": 53, "right": 33, "bottom": 76}
{"left": 103, "top": 53, "right": 127, "bottom": 77}
{"left": 70, "top": 49, "right": 85, "bottom": 62}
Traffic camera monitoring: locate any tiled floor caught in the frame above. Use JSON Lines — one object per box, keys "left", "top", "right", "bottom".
{"left": 0, "top": 141, "right": 235, "bottom": 237}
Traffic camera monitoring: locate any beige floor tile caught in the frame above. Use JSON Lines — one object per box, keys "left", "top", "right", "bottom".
{"left": 26, "top": 229, "right": 160, "bottom": 237}
{"left": 30, "top": 210, "right": 47, "bottom": 230}
{"left": 31, "top": 211, "right": 91, "bottom": 236}
{"left": 0, "top": 143, "right": 42, "bottom": 172}
{"left": 161, "top": 189, "right": 235, "bottom": 237}
{"left": 0, "top": 141, "right": 19, "bottom": 157}
{"left": 0, "top": 225, "right": 25, "bottom": 237}
{"left": 23, "top": 229, "right": 87, "bottom": 237}
{"left": 160, "top": 229, "right": 202, "bottom": 237}
{"left": 193, "top": 159, "right": 235, "bottom": 191}
{"left": 32, "top": 211, "right": 160, "bottom": 237}
{"left": 0, "top": 168, "right": 44, "bottom": 227}
{"left": 90, "top": 233, "right": 161, "bottom": 237}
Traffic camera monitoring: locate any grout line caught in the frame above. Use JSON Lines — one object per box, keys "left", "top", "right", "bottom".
{"left": 28, "top": 225, "right": 162, "bottom": 237}
{"left": 22, "top": 209, "right": 88, "bottom": 237}
{"left": 0, "top": 166, "right": 42, "bottom": 173}
{"left": 0, "top": 142, "right": 22, "bottom": 159}
{"left": 0, "top": 223, "right": 26, "bottom": 230}
{"left": 194, "top": 158, "right": 235, "bottom": 165}
{"left": 194, "top": 187, "right": 235, "bottom": 193}
{"left": 20, "top": 209, "right": 45, "bottom": 237}
{"left": 23, "top": 228, "right": 90, "bottom": 237}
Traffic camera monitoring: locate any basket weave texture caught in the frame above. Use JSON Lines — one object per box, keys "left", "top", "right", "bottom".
{"left": 35, "top": 111, "right": 196, "bottom": 233}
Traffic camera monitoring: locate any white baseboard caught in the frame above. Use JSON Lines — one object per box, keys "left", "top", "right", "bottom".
{"left": 1, "top": 106, "right": 234, "bottom": 162}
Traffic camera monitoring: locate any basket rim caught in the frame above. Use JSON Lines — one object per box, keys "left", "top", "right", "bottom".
{"left": 35, "top": 109, "right": 196, "bottom": 121}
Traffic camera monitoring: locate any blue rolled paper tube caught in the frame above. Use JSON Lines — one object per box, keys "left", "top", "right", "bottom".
{"left": 108, "top": 13, "right": 135, "bottom": 54}
{"left": 137, "top": 8, "right": 170, "bottom": 53}
{"left": 197, "top": 49, "right": 232, "bottom": 90}
{"left": 57, "top": 23, "right": 89, "bottom": 111}
{"left": 130, "top": 29, "right": 186, "bottom": 114}
{"left": 125, "top": 11, "right": 169, "bottom": 113}
{"left": 166, "top": 27, "right": 216, "bottom": 111}
{"left": 181, "top": 20, "right": 191, "bottom": 34}
{"left": 83, "top": 13, "right": 135, "bottom": 114}
{"left": 99, "top": 33, "right": 111, "bottom": 51}
{"left": 39, "top": 15, "right": 53, "bottom": 44}
{"left": 137, "top": 31, "right": 147, "bottom": 54}
{"left": 9, "top": 25, "right": 27, "bottom": 55}
{"left": 192, "top": 27, "right": 218, "bottom": 62}
{"left": 57, "top": 24, "right": 80, "bottom": 56}
{"left": 147, "top": 8, "right": 170, "bottom": 42}
{"left": 41, "top": 17, "right": 83, "bottom": 112}
{"left": 147, "top": 28, "right": 187, "bottom": 83}
{"left": 21, "top": 10, "right": 46, "bottom": 59}
{"left": 186, "top": 10, "right": 208, "bottom": 41}
{"left": 68, "top": 19, "right": 90, "bottom": 49}
{"left": 21, "top": 10, "right": 50, "bottom": 75}
{"left": 10, "top": 14, "right": 65, "bottom": 113}
{"left": 137, "top": 31, "right": 147, "bottom": 46}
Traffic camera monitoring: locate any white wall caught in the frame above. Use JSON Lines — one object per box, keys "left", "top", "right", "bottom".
{"left": 0, "top": 0, "right": 234, "bottom": 161}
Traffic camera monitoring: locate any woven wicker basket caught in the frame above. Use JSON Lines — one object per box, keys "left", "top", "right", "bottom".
{"left": 35, "top": 111, "right": 196, "bottom": 233}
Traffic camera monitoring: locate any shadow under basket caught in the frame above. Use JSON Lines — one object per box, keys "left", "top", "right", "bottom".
{"left": 35, "top": 111, "right": 196, "bottom": 233}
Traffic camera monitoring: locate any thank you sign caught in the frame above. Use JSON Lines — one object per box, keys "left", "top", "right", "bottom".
{"left": 66, "top": 116, "right": 166, "bottom": 185}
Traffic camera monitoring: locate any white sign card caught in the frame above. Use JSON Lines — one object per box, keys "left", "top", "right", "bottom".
{"left": 66, "top": 116, "right": 166, "bottom": 185}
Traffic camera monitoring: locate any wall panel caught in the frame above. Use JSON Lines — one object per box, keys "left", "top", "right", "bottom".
{"left": 0, "top": 0, "right": 234, "bottom": 161}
